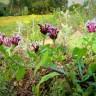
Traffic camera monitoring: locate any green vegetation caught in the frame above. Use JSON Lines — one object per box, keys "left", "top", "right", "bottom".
{"left": 1, "top": 0, "right": 96, "bottom": 96}
{"left": 0, "top": 0, "right": 67, "bottom": 16}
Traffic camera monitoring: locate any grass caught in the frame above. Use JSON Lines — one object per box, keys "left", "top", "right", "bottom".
{"left": 0, "top": 15, "right": 52, "bottom": 26}
{"left": 0, "top": 15, "right": 57, "bottom": 35}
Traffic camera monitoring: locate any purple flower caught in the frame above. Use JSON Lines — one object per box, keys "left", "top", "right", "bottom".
{"left": 48, "top": 27, "right": 59, "bottom": 39}
{"left": 0, "top": 33, "right": 5, "bottom": 45}
{"left": 0, "top": 33, "right": 21, "bottom": 47}
{"left": 38, "top": 23, "right": 59, "bottom": 39}
{"left": 3, "top": 37, "right": 12, "bottom": 47}
{"left": 11, "top": 35, "right": 21, "bottom": 46}
{"left": 38, "top": 24, "right": 50, "bottom": 35}
{"left": 86, "top": 21, "right": 96, "bottom": 32}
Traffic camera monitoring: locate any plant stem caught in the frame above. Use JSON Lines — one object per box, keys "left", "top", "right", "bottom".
{"left": 53, "top": 39, "right": 56, "bottom": 47}
{"left": 43, "top": 39, "right": 45, "bottom": 45}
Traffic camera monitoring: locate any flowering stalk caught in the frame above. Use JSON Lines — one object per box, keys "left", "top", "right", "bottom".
{"left": 53, "top": 39, "right": 56, "bottom": 47}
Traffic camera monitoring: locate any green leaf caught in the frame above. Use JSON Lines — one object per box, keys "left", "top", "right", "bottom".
{"left": 44, "top": 63, "right": 64, "bottom": 74}
{"left": 36, "top": 72, "right": 60, "bottom": 95}
{"left": 27, "top": 50, "right": 37, "bottom": 58}
{"left": 16, "top": 66, "right": 26, "bottom": 81}
{"left": 72, "top": 47, "right": 87, "bottom": 59}
{"left": 11, "top": 54, "right": 24, "bottom": 65}
{"left": 81, "top": 74, "right": 90, "bottom": 82}
{"left": 38, "top": 44, "right": 50, "bottom": 55}
{"left": 88, "top": 64, "right": 96, "bottom": 75}
{"left": 38, "top": 72, "right": 60, "bottom": 87}
{"left": 77, "top": 59, "right": 83, "bottom": 77}
{"left": 36, "top": 72, "right": 59, "bottom": 95}
{"left": 34, "top": 50, "right": 51, "bottom": 74}
{"left": 0, "top": 46, "right": 8, "bottom": 57}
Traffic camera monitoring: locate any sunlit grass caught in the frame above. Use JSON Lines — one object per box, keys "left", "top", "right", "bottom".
{"left": 0, "top": 15, "right": 53, "bottom": 26}
{"left": 0, "top": 15, "right": 56, "bottom": 34}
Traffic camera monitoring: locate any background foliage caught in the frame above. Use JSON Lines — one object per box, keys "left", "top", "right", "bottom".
{"left": 0, "top": 0, "right": 67, "bottom": 16}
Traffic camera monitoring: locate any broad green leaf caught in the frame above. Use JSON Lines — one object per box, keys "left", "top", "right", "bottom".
{"left": 36, "top": 72, "right": 60, "bottom": 95}
{"left": 0, "top": 46, "right": 8, "bottom": 57}
{"left": 38, "top": 44, "right": 50, "bottom": 55}
{"left": 0, "top": 46, "right": 6, "bottom": 53}
{"left": 16, "top": 66, "right": 26, "bottom": 81}
{"left": 38, "top": 72, "right": 60, "bottom": 87}
{"left": 88, "top": 64, "right": 96, "bottom": 75}
{"left": 34, "top": 50, "right": 51, "bottom": 74}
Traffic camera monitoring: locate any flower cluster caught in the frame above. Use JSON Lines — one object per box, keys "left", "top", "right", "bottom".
{"left": 38, "top": 24, "right": 59, "bottom": 39}
{"left": 38, "top": 24, "right": 49, "bottom": 35}
{"left": 0, "top": 33, "right": 21, "bottom": 47}
{"left": 86, "top": 21, "right": 96, "bottom": 33}
{"left": 11, "top": 35, "right": 21, "bottom": 46}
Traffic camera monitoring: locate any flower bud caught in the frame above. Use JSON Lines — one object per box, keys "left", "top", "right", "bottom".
{"left": 30, "top": 42, "right": 39, "bottom": 53}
